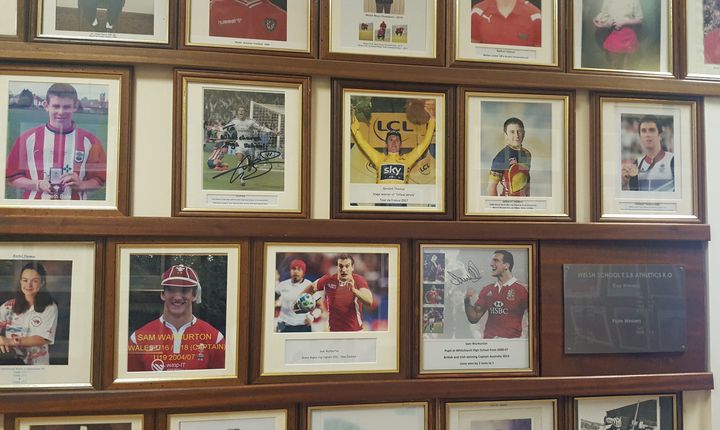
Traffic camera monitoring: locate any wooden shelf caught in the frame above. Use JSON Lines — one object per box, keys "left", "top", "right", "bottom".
{"left": 1, "top": 41, "right": 719, "bottom": 96}
{"left": 0, "top": 216, "right": 710, "bottom": 241}
{"left": 0, "top": 373, "right": 712, "bottom": 414}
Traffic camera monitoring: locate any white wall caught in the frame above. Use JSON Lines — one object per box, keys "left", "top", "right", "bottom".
{"left": 706, "top": 97, "right": 720, "bottom": 428}
{"left": 130, "top": 66, "right": 713, "bottom": 424}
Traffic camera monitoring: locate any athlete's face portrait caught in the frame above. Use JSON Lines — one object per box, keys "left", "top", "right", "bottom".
{"left": 337, "top": 258, "right": 355, "bottom": 282}
{"left": 386, "top": 134, "right": 402, "bottom": 154}
{"left": 161, "top": 286, "right": 196, "bottom": 318}
{"left": 43, "top": 95, "right": 77, "bottom": 130}
{"left": 290, "top": 265, "right": 304, "bottom": 283}
{"left": 504, "top": 123, "right": 526, "bottom": 150}
{"left": 489, "top": 253, "right": 510, "bottom": 278}
{"left": 19, "top": 268, "right": 44, "bottom": 299}
{"left": 639, "top": 121, "right": 662, "bottom": 154}
{"left": 236, "top": 107, "right": 248, "bottom": 120}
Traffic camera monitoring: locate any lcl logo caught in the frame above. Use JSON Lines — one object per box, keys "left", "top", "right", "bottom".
{"left": 372, "top": 119, "right": 415, "bottom": 141}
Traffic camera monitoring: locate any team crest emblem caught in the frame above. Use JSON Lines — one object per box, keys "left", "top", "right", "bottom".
{"left": 659, "top": 164, "right": 666, "bottom": 172}
{"left": 265, "top": 17, "right": 277, "bottom": 32}
{"left": 197, "top": 344, "right": 206, "bottom": 361}
{"left": 31, "top": 317, "right": 42, "bottom": 327}
{"left": 74, "top": 150, "right": 85, "bottom": 163}
{"left": 507, "top": 289, "right": 516, "bottom": 301}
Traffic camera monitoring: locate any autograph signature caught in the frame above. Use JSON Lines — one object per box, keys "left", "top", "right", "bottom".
{"left": 447, "top": 260, "right": 483, "bottom": 286}
{"left": 213, "top": 151, "right": 283, "bottom": 183}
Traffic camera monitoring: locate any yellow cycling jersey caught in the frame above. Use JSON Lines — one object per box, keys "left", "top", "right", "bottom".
{"left": 351, "top": 118, "right": 436, "bottom": 184}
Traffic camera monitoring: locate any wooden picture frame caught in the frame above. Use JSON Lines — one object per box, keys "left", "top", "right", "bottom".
{"left": 331, "top": 79, "right": 454, "bottom": 220}
{"left": 31, "top": 0, "right": 176, "bottom": 48}
{"left": 573, "top": 394, "right": 678, "bottom": 430}
{"left": 450, "top": 0, "right": 561, "bottom": 69}
{"left": 12, "top": 414, "right": 150, "bottom": 430}
{"left": 0, "top": 241, "right": 98, "bottom": 389}
{"left": 172, "top": 69, "right": 310, "bottom": 218}
{"left": 181, "top": 0, "right": 316, "bottom": 57}
{"left": 591, "top": 93, "right": 705, "bottom": 223}
{"left": 459, "top": 88, "right": 574, "bottom": 221}
{"left": 0, "top": 0, "right": 27, "bottom": 41}
{"left": 104, "top": 240, "right": 248, "bottom": 389}
{"left": 256, "top": 242, "right": 402, "bottom": 379}
{"left": 321, "top": 0, "right": 445, "bottom": 66}
{"left": 415, "top": 242, "right": 538, "bottom": 376}
{"left": 307, "top": 402, "right": 429, "bottom": 430}
{"left": 0, "top": 64, "right": 131, "bottom": 216}
{"left": 570, "top": 0, "right": 674, "bottom": 76}
{"left": 445, "top": 399, "right": 558, "bottom": 430}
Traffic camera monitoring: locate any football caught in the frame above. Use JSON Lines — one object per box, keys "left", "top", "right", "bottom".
{"left": 293, "top": 293, "right": 316, "bottom": 314}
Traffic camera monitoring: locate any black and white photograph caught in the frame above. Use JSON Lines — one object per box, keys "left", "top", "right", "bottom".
{"left": 575, "top": 395, "right": 677, "bottom": 430}
{"left": 446, "top": 399, "right": 557, "bottom": 430}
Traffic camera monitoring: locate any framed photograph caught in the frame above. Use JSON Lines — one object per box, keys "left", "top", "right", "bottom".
{"left": 446, "top": 399, "right": 557, "bottom": 430}
{"left": 16, "top": 415, "right": 144, "bottom": 430}
{"left": 574, "top": 394, "right": 677, "bottom": 430}
{"left": 173, "top": 70, "right": 309, "bottom": 217}
{"left": 112, "top": 244, "right": 240, "bottom": 384}
{"left": 333, "top": 81, "right": 451, "bottom": 218}
{"left": 0, "top": 242, "right": 95, "bottom": 388}
{"left": 0, "top": 65, "right": 130, "bottom": 215}
{"left": 593, "top": 95, "right": 703, "bottom": 223}
{"left": 168, "top": 409, "right": 286, "bottom": 430}
{"left": 572, "top": 0, "right": 672, "bottom": 75}
{"left": 324, "top": 0, "right": 441, "bottom": 64}
{"left": 183, "top": 0, "right": 314, "bottom": 56}
{"left": 686, "top": 0, "right": 720, "bottom": 78}
{"left": 461, "top": 90, "right": 573, "bottom": 220}
{"left": 453, "top": 0, "right": 558, "bottom": 67}
{"left": 261, "top": 242, "right": 400, "bottom": 376}
{"left": 308, "top": 403, "right": 427, "bottom": 430}
{"left": 418, "top": 244, "right": 535, "bottom": 375}
{"left": 33, "top": 0, "right": 173, "bottom": 46}
{"left": 0, "top": 0, "right": 25, "bottom": 40}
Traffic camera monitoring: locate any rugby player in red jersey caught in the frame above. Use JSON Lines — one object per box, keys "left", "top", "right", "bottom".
{"left": 464, "top": 250, "right": 528, "bottom": 338}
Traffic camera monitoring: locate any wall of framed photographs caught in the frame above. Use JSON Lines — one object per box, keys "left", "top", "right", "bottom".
{"left": 0, "top": 0, "right": 718, "bottom": 429}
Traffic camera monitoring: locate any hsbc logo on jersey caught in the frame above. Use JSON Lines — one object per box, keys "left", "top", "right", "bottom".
{"left": 489, "top": 300, "right": 509, "bottom": 315}
{"left": 380, "top": 164, "right": 405, "bottom": 181}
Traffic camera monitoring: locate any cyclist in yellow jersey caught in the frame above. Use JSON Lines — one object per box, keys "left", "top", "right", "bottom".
{"left": 350, "top": 116, "right": 436, "bottom": 184}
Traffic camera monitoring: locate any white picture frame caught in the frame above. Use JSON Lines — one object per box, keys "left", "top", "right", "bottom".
{"left": 167, "top": 409, "right": 286, "bottom": 430}
{"left": 446, "top": 399, "right": 557, "bottom": 430}
{"left": 308, "top": 403, "right": 427, "bottom": 430}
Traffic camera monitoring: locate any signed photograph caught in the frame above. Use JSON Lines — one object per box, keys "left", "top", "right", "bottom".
{"left": 114, "top": 244, "right": 240, "bottom": 383}
{"left": 185, "top": 0, "right": 311, "bottom": 54}
{"left": 454, "top": 0, "right": 557, "bottom": 66}
{"left": 328, "top": 0, "right": 436, "bottom": 59}
{"left": 167, "top": 409, "right": 286, "bottom": 430}
{"left": 0, "top": 70, "right": 124, "bottom": 212}
{"left": 419, "top": 244, "right": 534, "bottom": 374}
{"left": 463, "top": 91, "right": 571, "bottom": 219}
{"left": 176, "top": 71, "right": 306, "bottom": 216}
{"left": 308, "top": 403, "right": 427, "bottom": 430}
{"left": 596, "top": 96, "right": 700, "bottom": 222}
{"left": 36, "top": 0, "right": 171, "bottom": 45}
{"left": 261, "top": 243, "right": 400, "bottom": 376}
{"left": 0, "top": 242, "right": 95, "bottom": 388}
{"left": 575, "top": 394, "right": 676, "bottom": 430}
{"left": 340, "top": 86, "right": 446, "bottom": 213}
{"left": 16, "top": 415, "right": 144, "bottom": 430}
{"left": 446, "top": 399, "right": 557, "bottom": 430}
{"left": 573, "top": 0, "right": 671, "bottom": 74}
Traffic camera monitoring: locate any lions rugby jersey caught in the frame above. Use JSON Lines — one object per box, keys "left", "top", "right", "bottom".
{"left": 209, "top": 0, "right": 288, "bottom": 41}
{"left": 315, "top": 273, "right": 369, "bottom": 332}
{"left": 474, "top": 278, "right": 528, "bottom": 338}
{"left": 352, "top": 119, "right": 436, "bottom": 184}
{"left": 5, "top": 123, "right": 106, "bottom": 200}
{"left": 128, "top": 316, "right": 225, "bottom": 372}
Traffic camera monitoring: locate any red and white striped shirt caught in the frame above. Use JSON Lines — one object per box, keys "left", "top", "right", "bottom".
{"left": 5, "top": 122, "right": 107, "bottom": 200}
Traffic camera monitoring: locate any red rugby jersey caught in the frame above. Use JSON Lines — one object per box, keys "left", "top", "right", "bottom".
{"left": 209, "top": 0, "right": 288, "bottom": 41}
{"left": 316, "top": 273, "right": 370, "bottom": 332}
{"left": 474, "top": 279, "right": 528, "bottom": 338}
